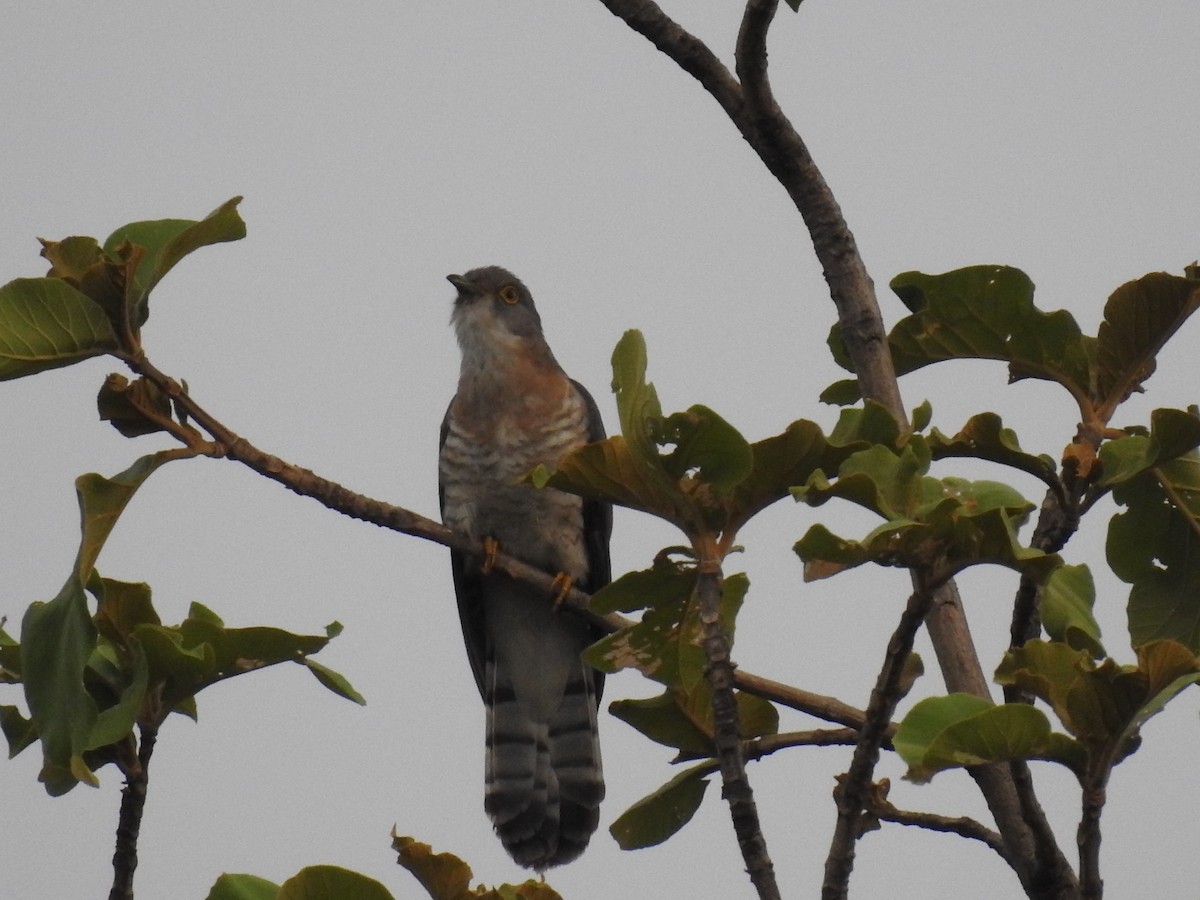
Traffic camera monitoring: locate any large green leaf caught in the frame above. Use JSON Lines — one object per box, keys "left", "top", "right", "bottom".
{"left": 609, "top": 762, "right": 715, "bottom": 849}
{"left": 659, "top": 404, "right": 753, "bottom": 493}
{"left": 894, "top": 693, "right": 1084, "bottom": 782}
{"left": 1040, "top": 564, "right": 1104, "bottom": 657}
{"left": 995, "top": 639, "right": 1200, "bottom": 769}
{"left": 0, "top": 277, "right": 117, "bottom": 380}
{"left": 928, "top": 412, "right": 1059, "bottom": 490}
{"left": 74, "top": 452, "right": 178, "bottom": 580}
{"left": 1093, "top": 271, "right": 1200, "bottom": 419}
{"left": 610, "top": 691, "right": 715, "bottom": 754}
{"left": 103, "top": 196, "right": 246, "bottom": 325}
{"left": 824, "top": 266, "right": 1095, "bottom": 406}
{"left": 1098, "top": 407, "right": 1200, "bottom": 488}
{"left": 1108, "top": 452, "right": 1200, "bottom": 651}
{"left": 20, "top": 578, "right": 103, "bottom": 794}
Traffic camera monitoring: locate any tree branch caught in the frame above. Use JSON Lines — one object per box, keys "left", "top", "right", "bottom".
{"left": 109, "top": 722, "right": 158, "bottom": 900}
{"left": 861, "top": 782, "right": 1009, "bottom": 861}
{"left": 597, "top": 2, "right": 1079, "bottom": 895}
{"left": 695, "top": 568, "right": 780, "bottom": 900}
{"left": 119, "top": 349, "right": 881, "bottom": 736}
{"left": 822, "top": 586, "right": 934, "bottom": 899}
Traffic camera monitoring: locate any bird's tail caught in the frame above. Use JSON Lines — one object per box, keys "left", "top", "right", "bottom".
{"left": 485, "top": 664, "right": 604, "bottom": 869}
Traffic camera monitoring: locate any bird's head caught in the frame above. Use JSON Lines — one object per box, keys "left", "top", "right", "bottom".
{"left": 447, "top": 267, "right": 544, "bottom": 347}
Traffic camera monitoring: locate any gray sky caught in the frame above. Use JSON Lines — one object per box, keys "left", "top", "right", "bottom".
{"left": 2, "top": 3, "right": 1198, "bottom": 897}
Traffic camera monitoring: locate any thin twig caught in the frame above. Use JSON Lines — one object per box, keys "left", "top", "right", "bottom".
{"left": 744, "top": 728, "right": 862, "bottom": 760}
{"left": 862, "top": 785, "right": 1009, "bottom": 860}
{"left": 696, "top": 568, "right": 780, "bottom": 900}
{"left": 822, "top": 586, "right": 934, "bottom": 899}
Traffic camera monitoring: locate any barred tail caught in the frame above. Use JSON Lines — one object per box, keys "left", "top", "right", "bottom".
{"left": 484, "top": 661, "right": 604, "bottom": 869}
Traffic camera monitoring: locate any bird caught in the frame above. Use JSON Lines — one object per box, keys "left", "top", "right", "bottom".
{"left": 438, "top": 266, "right": 611, "bottom": 870}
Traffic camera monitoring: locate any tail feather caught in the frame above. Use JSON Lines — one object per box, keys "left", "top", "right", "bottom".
{"left": 485, "top": 658, "right": 603, "bottom": 869}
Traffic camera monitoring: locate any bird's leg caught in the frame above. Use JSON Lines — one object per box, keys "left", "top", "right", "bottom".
{"left": 550, "top": 572, "right": 574, "bottom": 610}
{"left": 481, "top": 536, "right": 501, "bottom": 574}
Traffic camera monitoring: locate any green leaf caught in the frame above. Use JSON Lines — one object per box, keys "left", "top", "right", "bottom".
{"left": 928, "top": 412, "right": 1059, "bottom": 490}
{"left": 587, "top": 560, "right": 696, "bottom": 616}
{"left": 829, "top": 266, "right": 1095, "bottom": 407}
{"left": 724, "top": 418, "right": 832, "bottom": 531}
{"left": 1108, "top": 452, "right": 1200, "bottom": 651}
{"left": 277, "top": 865, "right": 394, "bottom": 900}
{"left": 0, "top": 277, "right": 117, "bottom": 380}
{"left": 585, "top": 571, "right": 747, "bottom": 691}
{"left": 1099, "top": 407, "right": 1200, "bottom": 487}
{"left": 134, "top": 602, "right": 349, "bottom": 716}
{"left": 21, "top": 578, "right": 102, "bottom": 794}
{"left": 995, "top": 639, "right": 1200, "bottom": 769}
{"left": 1040, "top": 564, "right": 1104, "bottom": 657}
{"left": 205, "top": 873, "right": 280, "bottom": 900}
{"left": 793, "top": 438, "right": 1053, "bottom": 583}
{"left": 609, "top": 762, "right": 714, "bottom": 849}
{"left": 74, "top": 452, "right": 179, "bottom": 580}
{"left": 1094, "top": 272, "right": 1200, "bottom": 418}
{"left": 103, "top": 196, "right": 246, "bottom": 325}
{"left": 0, "top": 705, "right": 38, "bottom": 757}
{"left": 894, "top": 693, "right": 1084, "bottom": 782}
{"left": 610, "top": 691, "right": 713, "bottom": 754}
{"left": 92, "top": 576, "right": 162, "bottom": 649}
{"left": 304, "top": 659, "right": 366, "bottom": 705}
{"left": 610, "top": 329, "right": 666, "bottom": 469}
{"left": 659, "top": 404, "right": 753, "bottom": 493}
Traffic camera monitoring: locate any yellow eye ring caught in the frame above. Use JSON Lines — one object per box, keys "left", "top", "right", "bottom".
{"left": 499, "top": 285, "right": 520, "bottom": 305}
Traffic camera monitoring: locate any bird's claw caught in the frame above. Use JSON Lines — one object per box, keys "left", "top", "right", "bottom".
{"left": 550, "top": 572, "right": 573, "bottom": 609}
{"left": 481, "top": 536, "right": 500, "bottom": 574}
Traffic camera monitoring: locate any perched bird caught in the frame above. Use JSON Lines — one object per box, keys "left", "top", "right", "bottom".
{"left": 438, "top": 266, "right": 611, "bottom": 870}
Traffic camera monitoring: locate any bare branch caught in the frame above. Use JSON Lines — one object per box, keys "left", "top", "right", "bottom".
{"left": 822, "top": 586, "right": 935, "bottom": 899}
{"left": 109, "top": 723, "right": 158, "bottom": 900}
{"left": 744, "top": 728, "right": 861, "bottom": 760}
{"left": 696, "top": 568, "right": 780, "bottom": 900}
{"left": 861, "top": 781, "right": 1009, "bottom": 860}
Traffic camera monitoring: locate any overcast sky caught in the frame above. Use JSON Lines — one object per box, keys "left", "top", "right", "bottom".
{"left": 2, "top": 3, "right": 1198, "bottom": 898}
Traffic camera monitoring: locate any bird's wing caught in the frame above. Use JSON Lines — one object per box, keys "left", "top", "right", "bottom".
{"left": 440, "top": 398, "right": 488, "bottom": 697}
{"left": 571, "top": 378, "right": 612, "bottom": 703}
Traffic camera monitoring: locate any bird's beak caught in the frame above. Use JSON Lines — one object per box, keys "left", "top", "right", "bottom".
{"left": 447, "top": 274, "right": 475, "bottom": 300}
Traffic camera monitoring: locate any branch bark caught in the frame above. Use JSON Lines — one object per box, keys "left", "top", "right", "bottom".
{"left": 696, "top": 568, "right": 780, "bottom": 900}
{"left": 109, "top": 723, "right": 158, "bottom": 900}
{"left": 822, "top": 586, "right": 933, "bottom": 899}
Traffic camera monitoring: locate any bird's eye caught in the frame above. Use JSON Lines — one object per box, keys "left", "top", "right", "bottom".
{"left": 498, "top": 285, "right": 520, "bottom": 305}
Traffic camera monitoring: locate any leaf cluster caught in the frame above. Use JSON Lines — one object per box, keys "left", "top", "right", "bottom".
{"left": 0, "top": 452, "right": 361, "bottom": 796}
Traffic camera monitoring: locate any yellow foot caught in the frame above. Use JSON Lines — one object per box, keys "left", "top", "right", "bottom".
{"left": 481, "top": 536, "right": 500, "bottom": 575}
{"left": 550, "top": 572, "right": 574, "bottom": 609}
